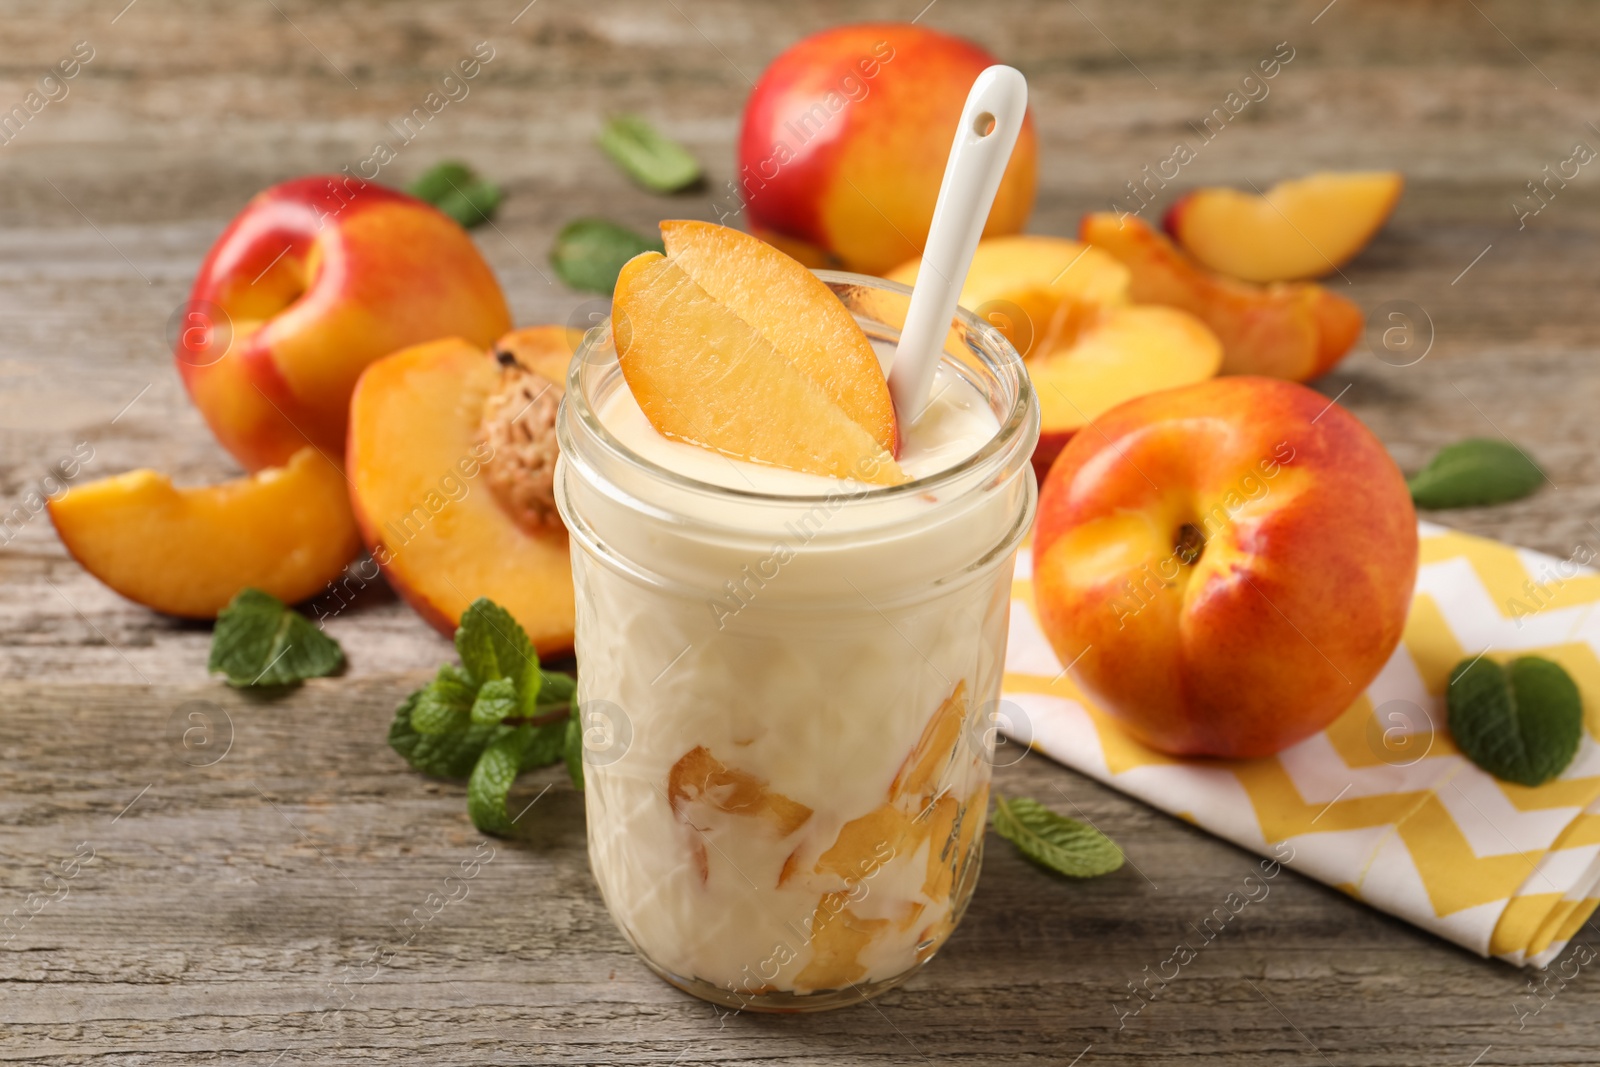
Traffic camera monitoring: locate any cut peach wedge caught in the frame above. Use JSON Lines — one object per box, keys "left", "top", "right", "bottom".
{"left": 1165, "top": 171, "right": 1403, "bottom": 282}
{"left": 613, "top": 221, "right": 904, "bottom": 485}
{"left": 885, "top": 235, "right": 1131, "bottom": 359}
{"left": 1031, "top": 306, "right": 1222, "bottom": 473}
{"left": 47, "top": 446, "right": 360, "bottom": 618}
{"left": 346, "top": 327, "right": 579, "bottom": 653}
{"left": 1081, "top": 212, "right": 1362, "bottom": 382}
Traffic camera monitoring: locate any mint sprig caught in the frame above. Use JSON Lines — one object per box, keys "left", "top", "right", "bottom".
{"left": 388, "top": 597, "right": 580, "bottom": 835}
{"left": 991, "top": 795, "right": 1124, "bottom": 879}
{"left": 208, "top": 587, "right": 343, "bottom": 687}
{"left": 1448, "top": 655, "right": 1583, "bottom": 786}
{"left": 549, "top": 218, "right": 663, "bottom": 296}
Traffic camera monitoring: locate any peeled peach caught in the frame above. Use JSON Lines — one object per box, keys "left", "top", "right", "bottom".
{"left": 1081, "top": 212, "right": 1362, "bottom": 381}
{"left": 613, "top": 222, "right": 903, "bottom": 484}
{"left": 47, "top": 447, "right": 360, "bottom": 618}
{"left": 1166, "top": 172, "right": 1403, "bottom": 282}
{"left": 345, "top": 327, "right": 579, "bottom": 653}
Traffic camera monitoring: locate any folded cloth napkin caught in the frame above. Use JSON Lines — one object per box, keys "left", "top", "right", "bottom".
{"left": 1002, "top": 520, "right": 1600, "bottom": 968}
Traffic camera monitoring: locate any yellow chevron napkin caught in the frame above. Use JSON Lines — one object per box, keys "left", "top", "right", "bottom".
{"left": 1003, "top": 521, "right": 1600, "bottom": 968}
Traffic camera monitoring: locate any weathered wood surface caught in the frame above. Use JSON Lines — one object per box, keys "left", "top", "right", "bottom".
{"left": 3, "top": 0, "right": 1600, "bottom": 1062}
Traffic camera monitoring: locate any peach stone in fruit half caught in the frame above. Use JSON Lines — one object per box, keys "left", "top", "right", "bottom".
{"left": 1031, "top": 376, "right": 1418, "bottom": 759}
{"left": 613, "top": 221, "right": 904, "bottom": 485}
{"left": 345, "top": 326, "right": 580, "bottom": 654}
{"left": 1165, "top": 172, "right": 1404, "bottom": 283}
{"left": 1080, "top": 213, "right": 1362, "bottom": 382}
{"left": 47, "top": 446, "right": 361, "bottom": 618}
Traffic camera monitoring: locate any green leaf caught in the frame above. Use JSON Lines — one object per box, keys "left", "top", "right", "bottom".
{"left": 456, "top": 598, "right": 539, "bottom": 704}
{"left": 549, "top": 218, "right": 663, "bottom": 296}
{"left": 990, "top": 795, "right": 1123, "bottom": 879}
{"left": 1448, "top": 655, "right": 1583, "bottom": 786}
{"left": 467, "top": 728, "right": 527, "bottom": 835}
{"left": 471, "top": 677, "right": 518, "bottom": 726}
{"left": 521, "top": 720, "right": 569, "bottom": 771}
{"left": 408, "top": 160, "right": 501, "bottom": 228}
{"left": 208, "top": 587, "right": 343, "bottom": 687}
{"left": 389, "top": 690, "right": 510, "bottom": 779}
{"left": 1408, "top": 438, "right": 1544, "bottom": 509}
{"left": 409, "top": 665, "right": 476, "bottom": 735}
{"left": 537, "top": 670, "right": 576, "bottom": 711}
{"left": 563, "top": 714, "right": 585, "bottom": 791}
{"left": 597, "top": 114, "right": 702, "bottom": 193}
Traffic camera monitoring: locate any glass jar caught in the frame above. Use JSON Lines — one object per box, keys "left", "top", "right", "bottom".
{"left": 554, "top": 272, "right": 1038, "bottom": 1012}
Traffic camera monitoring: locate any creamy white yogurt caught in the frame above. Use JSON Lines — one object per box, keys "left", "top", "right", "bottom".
{"left": 562, "top": 336, "right": 1032, "bottom": 1005}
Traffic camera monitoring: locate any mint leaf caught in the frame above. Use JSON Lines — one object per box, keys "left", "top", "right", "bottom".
{"left": 408, "top": 160, "right": 501, "bottom": 229}
{"left": 456, "top": 598, "right": 540, "bottom": 710}
{"left": 1448, "top": 655, "right": 1583, "bottom": 786}
{"left": 538, "top": 670, "right": 576, "bottom": 711}
{"left": 522, "top": 720, "right": 568, "bottom": 770}
{"left": 209, "top": 587, "right": 343, "bottom": 687}
{"left": 597, "top": 115, "right": 702, "bottom": 193}
{"left": 1409, "top": 438, "right": 1544, "bottom": 509}
{"left": 991, "top": 795, "right": 1123, "bottom": 878}
{"left": 389, "top": 692, "right": 509, "bottom": 779}
{"left": 563, "top": 714, "right": 585, "bottom": 791}
{"left": 409, "top": 665, "right": 475, "bottom": 735}
{"left": 468, "top": 726, "right": 530, "bottom": 835}
{"left": 550, "top": 218, "right": 663, "bottom": 296}
{"left": 471, "top": 677, "right": 518, "bottom": 726}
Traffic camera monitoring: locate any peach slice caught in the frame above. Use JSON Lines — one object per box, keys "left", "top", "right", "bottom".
{"left": 1030, "top": 306, "right": 1223, "bottom": 474}
{"left": 661, "top": 220, "right": 896, "bottom": 451}
{"left": 795, "top": 893, "right": 890, "bottom": 991}
{"left": 667, "top": 745, "right": 814, "bottom": 837}
{"left": 814, "top": 803, "right": 920, "bottom": 882}
{"left": 890, "top": 679, "right": 969, "bottom": 802}
{"left": 1080, "top": 212, "right": 1361, "bottom": 381}
{"left": 47, "top": 446, "right": 360, "bottom": 618}
{"left": 612, "top": 224, "right": 903, "bottom": 485}
{"left": 1166, "top": 172, "right": 1403, "bottom": 283}
{"left": 885, "top": 236, "right": 1131, "bottom": 359}
{"left": 346, "top": 327, "right": 578, "bottom": 653}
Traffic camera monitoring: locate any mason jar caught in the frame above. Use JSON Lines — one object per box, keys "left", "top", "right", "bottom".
{"left": 554, "top": 272, "right": 1038, "bottom": 1012}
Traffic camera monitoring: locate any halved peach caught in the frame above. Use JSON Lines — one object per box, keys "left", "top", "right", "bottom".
{"left": 885, "top": 236, "right": 1131, "bottom": 359}
{"left": 47, "top": 446, "right": 360, "bottom": 618}
{"left": 613, "top": 222, "right": 903, "bottom": 485}
{"left": 1081, "top": 212, "right": 1361, "bottom": 381}
{"left": 1030, "top": 306, "right": 1223, "bottom": 474}
{"left": 1166, "top": 172, "right": 1403, "bottom": 282}
{"left": 345, "top": 327, "right": 579, "bottom": 653}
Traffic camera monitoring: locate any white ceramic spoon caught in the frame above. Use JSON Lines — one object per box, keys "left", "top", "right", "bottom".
{"left": 887, "top": 64, "right": 1029, "bottom": 425}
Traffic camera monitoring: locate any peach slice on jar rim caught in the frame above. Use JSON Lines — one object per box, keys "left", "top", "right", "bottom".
{"left": 612, "top": 221, "right": 905, "bottom": 485}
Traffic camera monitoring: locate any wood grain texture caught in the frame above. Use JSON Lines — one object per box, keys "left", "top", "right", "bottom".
{"left": 3, "top": 0, "right": 1599, "bottom": 1062}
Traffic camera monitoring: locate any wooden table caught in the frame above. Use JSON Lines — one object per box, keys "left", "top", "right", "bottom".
{"left": 4, "top": 1, "right": 1598, "bottom": 1062}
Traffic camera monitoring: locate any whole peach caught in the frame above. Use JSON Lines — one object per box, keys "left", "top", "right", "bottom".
{"left": 177, "top": 176, "right": 511, "bottom": 471}
{"left": 1032, "top": 377, "right": 1418, "bottom": 759}
{"left": 738, "top": 23, "right": 1036, "bottom": 275}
